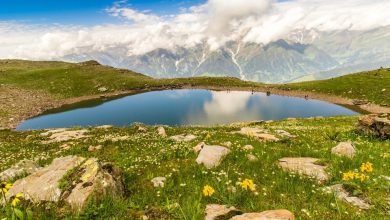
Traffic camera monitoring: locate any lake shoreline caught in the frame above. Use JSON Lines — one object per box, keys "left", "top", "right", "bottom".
{"left": 4, "top": 84, "right": 389, "bottom": 130}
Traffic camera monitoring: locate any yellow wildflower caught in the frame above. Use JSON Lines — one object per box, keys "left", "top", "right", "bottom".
{"left": 360, "top": 162, "right": 373, "bottom": 173}
{"left": 11, "top": 192, "right": 23, "bottom": 207}
{"left": 342, "top": 171, "right": 356, "bottom": 181}
{"left": 239, "top": 179, "right": 256, "bottom": 191}
{"left": 203, "top": 185, "right": 215, "bottom": 197}
{"left": 358, "top": 174, "right": 369, "bottom": 182}
{"left": 1, "top": 182, "right": 12, "bottom": 194}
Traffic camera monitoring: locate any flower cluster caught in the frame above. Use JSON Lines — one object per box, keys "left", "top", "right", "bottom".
{"left": 238, "top": 179, "right": 256, "bottom": 191}
{"left": 342, "top": 162, "right": 373, "bottom": 182}
{"left": 203, "top": 185, "right": 215, "bottom": 197}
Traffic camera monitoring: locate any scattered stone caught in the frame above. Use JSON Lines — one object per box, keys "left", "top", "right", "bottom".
{"left": 170, "top": 134, "right": 197, "bottom": 142}
{"left": 247, "top": 154, "right": 258, "bottom": 162}
{"left": 0, "top": 160, "right": 41, "bottom": 182}
{"left": 205, "top": 204, "right": 242, "bottom": 220}
{"left": 88, "top": 145, "right": 103, "bottom": 152}
{"left": 157, "top": 127, "right": 167, "bottom": 137}
{"left": 96, "top": 125, "right": 113, "bottom": 129}
{"left": 99, "top": 135, "right": 130, "bottom": 143}
{"left": 382, "top": 89, "right": 386, "bottom": 92}
{"left": 193, "top": 142, "right": 205, "bottom": 153}
{"left": 230, "top": 209, "right": 295, "bottom": 220}
{"left": 223, "top": 141, "right": 232, "bottom": 148}
{"left": 357, "top": 114, "right": 389, "bottom": 139}
{"left": 238, "top": 127, "right": 279, "bottom": 142}
{"left": 6, "top": 156, "right": 124, "bottom": 209}
{"left": 275, "top": 130, "right": 296, "bottom": 138}
{"left": 353, "top": 100, "right": 369, "bottom": 106}
{"left": 379, "top": 175, "right": 390, "bottom": 181}
{"left": 196, "top": 145, "right": 230, "bottom": 169}
{"left": 278, "top": 157, "right": 329, "bottom": 182}
{"left": 98, "top": 87, "right": 108, "bottom": 92}
{"left": 151, "top": 177, "right": 166, "bottom": 188}
{"left": 41, "top": 129, "right": 89, "bottom": 143}
{"left": 137, "top": 125, "right": 147, "bottom": 132}
{"left": 331, "top": 142, "right": 356, "bottom": 158}
{"left": 243, "top": 145, "right": 254, "bottom": 151}
{"left": 324, "top": 184, "right": 371, "bottom": 210}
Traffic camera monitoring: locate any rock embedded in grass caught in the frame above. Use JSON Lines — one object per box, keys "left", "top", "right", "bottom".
{"left": 157, "top": 127, "right": 167, "bottom": 137}
{"left": 358, "top": 113, "right": 389, "bottom": 139}
{"left": 205, "top": 204, "right": 242, "bottom": 220}
{"left": 196, "top": 144, "right": 230, "bottom": 169}
{"left": 331, "top": 142, "right": 356, "bottom": 158}
{"left": 151, "top": 177, "right": 166, "bottom": 188}
{"left": 243, "top": 145, "right": 254, "bottom": 151}
{"left": 0, "top": 159, "right": 41, "bottom": 181}
{"left": 170, "top": 134, "right": 197, "bottom": 142}
{"left": 41, "top": 129, "right": 90, "bottom": 143}
{"left": 237, "top": 127, "right": 280, "bottom": 142}
{"left": 278, "top": 157, "right": 329, "bottom": 183}
{"left": 324, "top": 184, "right": 371, "bottom": 210}
{"left": 230, "top": 209, "right": 295, "bottom": 220}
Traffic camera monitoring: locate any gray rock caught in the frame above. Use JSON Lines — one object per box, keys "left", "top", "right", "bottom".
{"left": 237, "top": 127, "right": 279, "bottom": 142}
{"left": 358, "top": 114, "right": 390, "bottom": 139}
{"left": 0, "top": 160, "right": 41, "bottom": 182}
{"left": 196, "top": 145, "right": 230, "bottom": 169}
{"left": 324, "top": 184, "right": 371, "bottom": 210}
{"left": 98, "top": 87, "right": 108, "bottom": 92}
{"left": 331, "top": 142, "right": 356, "bottom": 158}
{"left": 230, "top": 210, "right": 295, "bottom": 220}
{"left": 170, "top": 134, "right": 197, "bottom": 142}
{"left": 279, "top": 157, "right": 329, "bottom": 182}
{"left": 41, "top": 129, "right": 90, "bottom": 143}
{"left": 151, "top": 177, "right": 166, "bottom": 188}
{"left": 157, "top": 127, "right": 167, "bottom": 137}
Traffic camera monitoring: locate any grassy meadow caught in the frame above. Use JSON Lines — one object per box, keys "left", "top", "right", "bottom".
{"left": 0, "top": 117, "right": 389, "bottom": 219}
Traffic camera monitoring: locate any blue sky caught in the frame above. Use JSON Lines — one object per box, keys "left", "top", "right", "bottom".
{"left": 0, "top": 0, "right": 205, "bottom": 24}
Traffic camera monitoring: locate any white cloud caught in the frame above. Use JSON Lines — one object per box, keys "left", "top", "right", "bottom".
{"left": 1, "top": 0, "right": 390, "bottom": 60}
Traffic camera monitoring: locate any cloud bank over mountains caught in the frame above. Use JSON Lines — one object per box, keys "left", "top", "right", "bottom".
{"left": 1, "top": 0, "right": 390, "bottom": 60}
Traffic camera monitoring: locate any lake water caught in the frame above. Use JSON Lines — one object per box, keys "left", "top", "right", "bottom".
{"left": 16, "top": 89, "right": 359, "bottom": 130}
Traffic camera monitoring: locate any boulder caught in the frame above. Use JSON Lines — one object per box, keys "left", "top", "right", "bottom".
{"left": 41, "top": 129, "right": 90, "bottom": 143}
{"left": 170, "top": 134, "right": 197, "bottom": 142}
{"left": 151, "top": 177, "right": 166, "bottom": 188}
{"left": 331, "top": 142, "right": 356, "bottom": 158}
{"left": 238, "top": 127, "right": 279, "bottom": 142}
{"left": 193, "top": 142, "right": 205, "bottom": 153}
{"left": 88, "top": 145, "right": 103, "bottom": 152}
{"left": 278, "top": 157, "right": 329, "bottom": 182}
{"left": 196, "top": 145, "right": 230, "bottom": 169}
{"left": 246, "top": 154, "right": 258, "bottom": 162}
{"left": 275, "top": 130, "right": 296, "bottom": 138}
{"left": 357, "top": 114, "right": 389, "bottom": 139}
{"left": 157, "top": 127, "right": 167, "bottom": 137}
{"left": 243, "top": 145, "right": 254, "bottom": 151}
{"left": 6, "top": 156, "right": 124, "bottom": 209}
{"left": 230, "top": 210, "right": 295, "bottom": 220}
{"left": 324, "top": 184, "right": 371, "bottom": 210}
{"left": 205, "top": 204, "right": 241, "bottom": 220}
{"left": 0, "top": 160, "right": 41, "bottom": 181}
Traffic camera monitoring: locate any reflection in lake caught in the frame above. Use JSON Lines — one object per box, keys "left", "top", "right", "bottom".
{"left": 17, "top": 89, "right": 359, "bottom": 130}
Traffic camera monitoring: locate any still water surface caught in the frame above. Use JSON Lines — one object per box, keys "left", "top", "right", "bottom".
{"left": 17, "top": 89, "right": 359, "bottom": 130}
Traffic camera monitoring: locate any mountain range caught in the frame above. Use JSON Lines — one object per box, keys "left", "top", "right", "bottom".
{"left": 64, "top": 26, "right": 390, "bottom": 83}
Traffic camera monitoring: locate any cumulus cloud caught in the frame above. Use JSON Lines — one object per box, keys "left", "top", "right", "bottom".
{"left": 1, "top": 0, "right": 390, "bottom": 60}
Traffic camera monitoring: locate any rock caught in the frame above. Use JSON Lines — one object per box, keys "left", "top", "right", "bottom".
{"left": 151, "top": 177, "right": 166, "bottom": 188}
{"left": 380, "top": 175, "right": 390, "bottom": 181}
{"left": 41, "top": 129, "right": 89, "bottom": 143}
{"left": 247, "top": 154, "right": 258, "bottom": 162}
{"left": 238, "top": 127, "right": 279, "bottom": 142}
{"left": 382, "top": 89, "right": 387, "bottom": 92}
{"left": 6, "top": 156, "right": 124, "bottom": 209}
{"left": 98, "top": 87, "right": 108, "bottom": 92}
{"left": 196, "top": 145, "right": 230, "bottom": 169}
{"left": 278, "top": 157, "right": 329, "bottom": 182}
{"left": 358, "top": 114, "right": 390, "bottom": 139}
{"left": 275, "top": 130, "right": 296, "bottom": 138}
{"left": 6, "top": 156, "right": 85, "bottom": 202}
{"left": 88, "top": 145, "right": 102, "bottom": 152}
{"left": 170, "top": 134, "right": 197, "bottom": 142}
{"left": 137, "top": 125, "right": 147, "bottom": 132}
{"left": 243, "top": 145, "right": 254, "bottom": 151}
{"left": 193, "top": 142, "right": 205, "bottom": 153}
{"left": 205, "top": 204, "right": 242, "bottom": 220}
{"left": 324, "top": 184, "right": 371, "bottom": 210}
{"left": 223, "top": 141, "right": 232, "bottom": 148}
{"left": 64, "top": 159, "right": 124, "bottom": 209}
{"left": 0, "top": 160, "right": 41, "bottom": 181}
{"left": 157, "top": 127, "right": 167, "bottom": 137}
{"left": 230, "top": 209, "right": 295, "bottom": 220}
{"left": 331, "top": 142, "right": 356, "bottom": 158}
{"left": 353, "top": 100, "right": 369, "bottom": 105}
{"left": 96, "top": 125, "right": 113, "bottom": 129}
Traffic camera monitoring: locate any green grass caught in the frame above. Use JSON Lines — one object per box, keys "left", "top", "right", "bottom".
{"left": 277, "top": 68, "right": 390, "bottom": 105}
{"left": 0, "top": 117, "right": 389, "bottom": 219}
